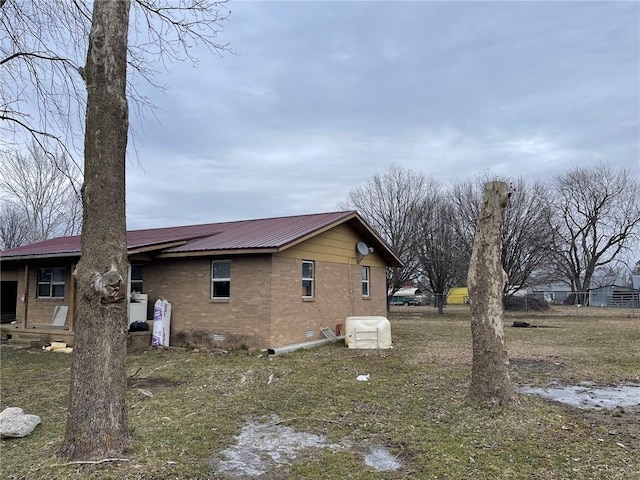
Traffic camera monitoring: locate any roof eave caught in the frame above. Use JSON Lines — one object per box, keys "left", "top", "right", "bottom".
{"left": 156, "top": 247, "right": 279, "bottom": 258}
{"left": 0, "top": 252, "right": 80, "bottom": 262}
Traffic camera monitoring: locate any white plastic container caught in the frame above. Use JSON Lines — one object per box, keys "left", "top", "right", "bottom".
{"left": 128, "top": 293, "right": 148, "bottom": 326}
{"left": 345, "top": 316, "right": 392, "bottom": 349}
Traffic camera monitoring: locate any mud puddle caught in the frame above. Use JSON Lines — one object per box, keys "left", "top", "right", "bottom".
{"left": 519, "top": 383, "right": 640, "bottom": 410}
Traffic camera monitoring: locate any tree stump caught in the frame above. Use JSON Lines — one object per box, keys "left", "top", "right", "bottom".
{"left": 467, "top": 181, "right": 519, "bottom": 406}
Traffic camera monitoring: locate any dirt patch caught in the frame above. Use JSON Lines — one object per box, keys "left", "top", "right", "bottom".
{"left": 510, "top": 357, "right": 565, "bottom": 372}
{"left": 127, "top": 376, "right": 182, "bottom": 389}
{"left": 580, "top": 408, "right": 640, "bottom": 451}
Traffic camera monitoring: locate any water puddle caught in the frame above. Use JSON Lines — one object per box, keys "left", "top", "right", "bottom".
{"left": 519, "top": 383, "right": 640, "bottom": 410}
{"left": 212, "top": 416, "right": 342, "bottom": 477}
{"left": 365, "top": 446, "right": 402, "bottom": 471}
{"left": 211, "top": 416, "right": 403, "bottom": 477}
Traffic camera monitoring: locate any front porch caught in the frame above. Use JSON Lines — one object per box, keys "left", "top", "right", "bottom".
{"left": 0, "top": 323, "right": 153, "bottom": 350}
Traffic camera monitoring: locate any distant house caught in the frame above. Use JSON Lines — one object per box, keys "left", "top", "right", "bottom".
{"left": 588, "top": 285, "right": 640, "bottom": 308}
{"left": 0, "top": 211, "right": 402, "bottom": 350}
{"left": 528, "top": 283, "right": 573, "bottom": 304}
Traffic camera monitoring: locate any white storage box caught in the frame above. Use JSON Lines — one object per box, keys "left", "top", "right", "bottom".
{"left": 345, "top": 316, "right": 392, "bottom": 349}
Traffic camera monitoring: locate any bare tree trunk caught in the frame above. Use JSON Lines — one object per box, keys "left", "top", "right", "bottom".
{"left": 61, "top": 0, "right": 131, "bottom": 460}
{"left": 467, "top": 181, "right": 519, "bottom": 406}
{"left": 436, "top": 293, "right": 445, "bottom": 314}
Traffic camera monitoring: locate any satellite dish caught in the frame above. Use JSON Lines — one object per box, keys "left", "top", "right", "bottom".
{"left": 356, "top": 242, "right": 370, "bottom": 256}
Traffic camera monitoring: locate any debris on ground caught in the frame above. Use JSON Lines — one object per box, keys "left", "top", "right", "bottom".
{"left": 42, "top": 341, "right": 72, "bottom": 353}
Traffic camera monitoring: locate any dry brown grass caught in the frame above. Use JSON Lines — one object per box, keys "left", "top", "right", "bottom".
{"left": 1, "top": 305, "right": 639, "bottom": 479}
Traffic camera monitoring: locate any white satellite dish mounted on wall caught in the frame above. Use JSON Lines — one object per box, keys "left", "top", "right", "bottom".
{"left": 356, "top": 242, "right": 369, "bottom": 263}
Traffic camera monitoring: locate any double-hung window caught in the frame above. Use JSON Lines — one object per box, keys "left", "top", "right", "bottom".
{"left": 130, "top": 264, "right": 144, "bottom": 293}
{"left": 361, "top": 266, "right": 370, "bottom": 297}
{"left": 37, "top": 267, "right": 65, "bottom": 298}
{"left": 302, "top": 260, "right": 314, "bottom": 298}
{"left": 211, "top": 260, "right": 231, "bottom": 298}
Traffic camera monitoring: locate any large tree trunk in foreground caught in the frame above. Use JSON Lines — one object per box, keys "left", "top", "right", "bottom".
{"left": 61, "top": 0, "right": 132, "bottom": 460}
{"left": 467, "top": 181, "right": 519, "bottom": 406}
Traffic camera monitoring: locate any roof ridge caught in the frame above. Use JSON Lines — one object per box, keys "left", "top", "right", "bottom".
{"left": 127, "top": 210, "right": 355, "bottom": 233}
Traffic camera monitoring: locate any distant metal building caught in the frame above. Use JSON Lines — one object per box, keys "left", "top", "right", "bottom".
{"left": 589, "top": 285, "right": 640, "bottom": 308}
{"left": 447, "top": 287, "right": 469, "bottom": 305}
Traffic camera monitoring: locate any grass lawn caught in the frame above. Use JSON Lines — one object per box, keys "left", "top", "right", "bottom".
{"left": 1, "top": 305, "right": 639, "bottom": 479}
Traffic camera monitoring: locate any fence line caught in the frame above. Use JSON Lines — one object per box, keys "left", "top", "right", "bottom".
{"left": 390, "top": 290, "right": 639, "bottom": 314}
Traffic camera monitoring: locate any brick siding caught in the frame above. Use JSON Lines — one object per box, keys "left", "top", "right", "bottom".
{"left": 142, "top": 254, "right": 386, "bottom": 349}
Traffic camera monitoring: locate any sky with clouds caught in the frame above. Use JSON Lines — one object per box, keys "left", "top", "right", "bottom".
{"left": 125, "top": 0, "right": 639, "bottom": 230}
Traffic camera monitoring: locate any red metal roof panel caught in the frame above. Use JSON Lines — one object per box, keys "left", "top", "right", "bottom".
{"left": 0, "top": 211, "right": 356, "bottom": 258}
{"left": 162, "top": 211, "right": 355, "bottom": 252}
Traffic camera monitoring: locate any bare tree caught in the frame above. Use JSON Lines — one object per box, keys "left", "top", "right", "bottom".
{"left": 452, "top": 176, "right": 555, "bottom": 296}
{"left": 340, "top": 164, "right": 432, "bottom": 303}
{"left": 60, "top": 0, "right": 133, "bottom": 459}
{"left": 467, "top": 181, "right": 518, "bottom": 406}
{"left": 0, "top": 141, "right": 82, "bottom": 244}
{"left": 0, "top": 202, "right": 30, "bottom": 249}
{"left": 550, "top": 163, "right": 640, "bottom": 305}
{"left": 3, "top": 0, "right": 231, "bottom": 461}
{"left": 414, "top": 189, "right": 466, "bottom": 314}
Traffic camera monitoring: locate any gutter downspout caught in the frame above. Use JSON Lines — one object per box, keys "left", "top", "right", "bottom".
{"left": 267, "top": 335, "right": 345, "bottom": 356}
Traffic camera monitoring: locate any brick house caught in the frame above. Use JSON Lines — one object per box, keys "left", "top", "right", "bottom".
{"left": 0, "top": 211, "right": 401, "bottom": 349}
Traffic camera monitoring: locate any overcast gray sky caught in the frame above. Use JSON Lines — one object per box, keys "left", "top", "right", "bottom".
{"left": 125, "top": 0, "right": 639, "bottom": 230}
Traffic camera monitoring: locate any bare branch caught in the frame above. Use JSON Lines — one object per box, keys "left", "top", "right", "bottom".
{"left": 1, "top": 0, "right": 231, "bottom": 166}
{"left": 1, "top": 51, "right": 77, "bottom": 67}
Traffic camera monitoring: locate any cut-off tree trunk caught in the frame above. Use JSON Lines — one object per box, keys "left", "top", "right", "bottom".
{"left": 467, "top": 181, "right": 519, "bottom": 406}
{"left": 61, "top": 0, "right": 132, "bottom": 460}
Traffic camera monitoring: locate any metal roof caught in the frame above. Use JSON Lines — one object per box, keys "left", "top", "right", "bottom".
{"left": 0, "top": 211, "right": 402, "bottom": 266}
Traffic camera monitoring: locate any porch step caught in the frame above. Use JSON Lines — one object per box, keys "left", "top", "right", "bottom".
{"left": 2, "top": 331, "right": 51, "bottom": 348}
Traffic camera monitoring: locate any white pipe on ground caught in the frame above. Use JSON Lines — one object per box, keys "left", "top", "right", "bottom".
{"left": 267, "top": 336, "right": 345, "bottom": 356}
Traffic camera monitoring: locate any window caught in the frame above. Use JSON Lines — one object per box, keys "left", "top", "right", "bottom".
{"left": 302, "top": 260, "right": 314, "bottom": 298}
{"left": 130, "top": 264, "right": 143, "bottom": 293}
{"left": 37, "top": 267, "right": 65, "bottom": 298}
{"left": 362, "top": 266, "right": 370, "bottom": 297}
{"left": 211, "top": 260, "right": 231, "bottom": 298}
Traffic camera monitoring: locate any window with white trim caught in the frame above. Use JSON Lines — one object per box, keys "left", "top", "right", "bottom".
{"left": 37, "top": 267, "right": 65, "bottom": 298}
{"left": 130, "top": 264, "right": 143, "bottom": 293}
{"left": 362, "top": 266, "right": 370, "bottom": 297}
{"left": 302, "top": 260, "right": 314, "bottom": 298}
{"left": 211, "top": 260, "right": 231, "bottom": 298}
